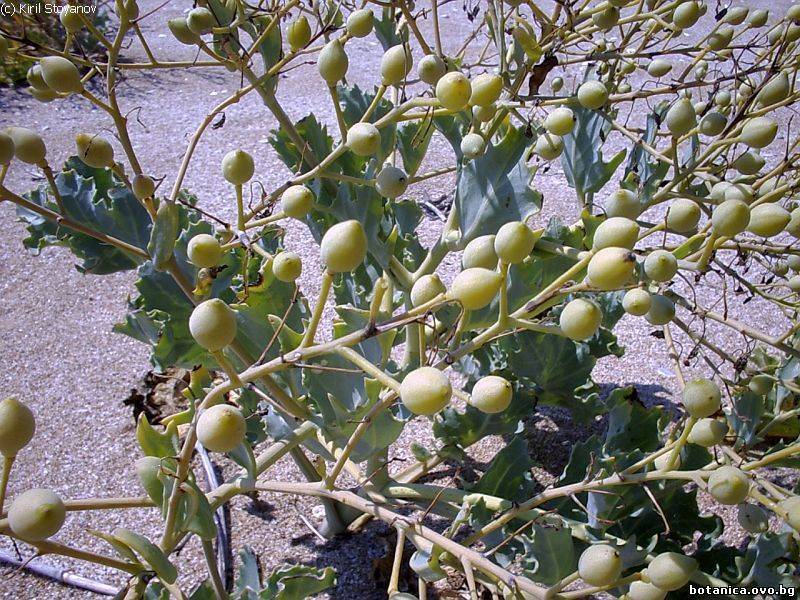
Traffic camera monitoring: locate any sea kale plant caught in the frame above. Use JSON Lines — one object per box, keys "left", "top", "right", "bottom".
{"left": 2, "top": 0, "right": 800, "bottom": 598}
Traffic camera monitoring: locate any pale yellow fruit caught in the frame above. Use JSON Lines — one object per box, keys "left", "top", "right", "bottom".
{"left": 448, "top": 268, "right": 503, "bottom": 310}
{"left": 189, "top": 298, "right": 237, "bottom": 351}
{"left": 462, "top": 235, "right": 498, "bottom": 270}
{"left": 644, "top": 294, "right": 675, "bottom": 325}
{"left": 578, "top": 545, "right": 622, "bottom": 587}
{"left": 27, "top": 64, "right": 49, "bottom": 91}
{"left": 673, "top": 1, "right": 701, "bottom": 29}
{"left": 75, "top": 133, "right": 114, "bottom": 168}
{"left": 534, "top": 133, "right": 563, "bottom": 160}
{"left": 700, "top": 111, "right": 727, "bottom": 137}
{"left": 732, "top": 151, "right": 765, "bottom": 176}
{"left": 60, "top": 7, "right": 84, "bottom": 33}
{"left": 169, "top": 17, "right": 200, "bottom": 44}
{"left": 5, "top": 127, "right": 46, "bottom": 165}
{"left": 746, "top": 204, "right": 790, "bottom": 237}
{"left": 460, "top": 133, "right": 486, "bottom": 159}
{"left": 666, "top": 198, "right": 701, "bottom": 232}
{"left": 0, "top": 132, "right": 13, "bottom": 165}
{"left": 592, "top": 217, "right": 639, "bottom": 250}
{"left": 740, "top": 117, "right": 778, "bottom": 148}
{"left": 400, "top": 367, "right": 452, "bottom": 415}
{"left": 281, "top": 185, "right": 314, "bottom": 218}
{"left": 665, "top": 98, "right": 696, "bottom": 137}
{"left": 787, "top": 208, "right": 800, "bottom": 237}
{"left": 272, "top": 251, "right": 302, "bottom": 282}
{"left": 39, "top": 56, "right": 83, "bottom": 94}
{"left": 586, "top": 247, "right": 637, "bottom": 290}
{"left": 410, "top": 274, "right": 445, "bottom": 307}
{"left": 187, "top": 234, "right": 223, "bottom": 268}
{"left": 622, "top": 288, "right": 651, "bottom": 316}
{"left": 778, "top": 496, "right": 800, "bottom": 531}
{"left": 320, "top": 220, "right": 368, "bottom": 273}
{"left": 707, "top": 466, "right": 750, "bottom": 505}
{"left": 346, "top": 9, "right": 374, "bottom": 37}
{"left": 688, "top": 418, "right": 727, "bottom": 447}
{"left": 469, "top": 73, "right": 503, "bottom": 107}
{"left": 221, "top": 149, "right": 254, "bottom": 185}
{"left": 318, "top": 39, "right": 349, "bottom": 84}
{"left": 132, "top": 174, "right": 155, "bottom": 201}
{"left": 375, "top": 165, "right": 408, "bottom": 198}
{"left": 0, "top": 398, "right": 36, "bottom": 457}
{"left": 708, "top": 24, "right": 734, "bottom": 50}
{"left": 607, "top": 189, "right": 640, "bottom": 219}
{"left": 494, "top": 221, "right": 536, "bottom": 264}
{"left": 197, "top": 404, "right": 246, "bottom": 453}
{"left": 381, "top": 45, "right": 412, "bottom": 86}
{"left": 643, "top": 250, "right": 677, "bottom": 282}
{"left": 560, "top": 298, "right": 602, "bottom": 341}
{"left": 712, "top": 199, "right": 750, "bottom": 237}
{"left": 346, "top": 122, "right": 381, "bottom": 156}
{"left": 8, "top": 489, "right": 66, "bottom": 541}
{"left": 417, "top": 54, "right": 446, "bottom": 85}
{"left": 577, "top": 80, "right": 608, "bottom": 109}
{"left": 187, "top": 7, "right": 216, "bottom": 35}
{"left": 647, "top": 552, "right": 697, "bottom": 591}
{"left": 757, "top": 71, "right": 791, "bottom": 107}
{"left": 682, "top": 378, "right": 721, "bottom": 418}
{"left": 627, "top": 581, "right": 667, "bottom": 600}
{"left": 647, "top": 59, "right": 672, "bottom": 77}
{"left": 724, "top": 182, "right": 753, "bottom": 203}
{"left": 287, "top": 15, "right": 312, "bottom": 51}
{"left": 436, "top": 72, "right": 472, "bottom": 111}
{"left": 544, "top": 107, "right": 575, "bottom": 136}
{"left": 470, "top": 375, "right": 513, "bottom": 413}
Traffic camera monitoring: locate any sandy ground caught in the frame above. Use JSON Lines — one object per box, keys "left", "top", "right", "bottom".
{"left": 1, "top": 1, "right": 798, "bottom": 598}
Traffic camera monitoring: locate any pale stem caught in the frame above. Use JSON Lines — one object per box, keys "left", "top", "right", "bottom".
{"left": 0, "top": 455, "right": 13, "bottom": 514}
{"left": 300, "top": 270, "right": 334, "bottom": 348}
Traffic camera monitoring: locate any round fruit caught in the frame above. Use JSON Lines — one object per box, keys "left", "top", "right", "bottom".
{"left": 8, "top": 489, "right": 66, "bottom": 542}
{"left": 5, "top": 127, "right": 46, "bottom": 165}
{"left": 774, "top": 260, "right": 790, "bottom": 276}
{"left": 75, "top": 133, "right": 114, "bottom": 168}
{"left": 272, "top": 252, "right": 302, "bottom": 282}
{"left": 577, "top": 80, "right": 608, "bottom": 109}
{"left": 39, "top": 56, "right": 82, "bottom": 94}
{"left": 593, "top": 217, "right": 639, "bottom": 250}
{"left": 578, "top": 544, "right": 622, "bottom": 587}
{"left": 788, "top": 275, "right": 800, "bottom": 292}
{"left": 187, "top": 234, "right": 223, "bottom": 269}
{"left": 197, "top": 404, "right": 246, "bottom": 453}
{"left": 0, "top": 397, "right": 36, "bottom": 457}
{"left": 647, "top": 552, "right": 697, "bottom": 591}
{"left": 732, "top": 151, "right": 764, "bottom": 176}
{"left": 724, "top": 183, "right": 753, "bottom": 203}
{"left": 544, "top": 107, "right": 575, "bottom": 136}
{"left": 666, "top": 199, "right": 701, "bottom": 232}
{"left": 534, "top": 133, "right": 563, "bottom": 160}
{"left": 346, "top": 8, "right": 374, "bottom": 38}
{"left": 647, "top": 59, "right": 672, "bottom": 77}
{"left": 449, "top": 268, "right": 503, "bottom": 310}
{"left": 710, "top": 182, "right": 731, "bottom": 203}
{"left": 346, "top": 122, "right": 381, "bottom": 156}
{"left": 682, "top": 378, "right": 721, "bottom": 418}
{"left": 707, "top": 466, "right": 750, "bottom": 505}
{"left": 318, "top": 39, "right": 349, "bottom": 85}
{"left": 494, "top": 221, "right": 536, "bottom": 264}
{"left": 221, "top": 149, "right": 255, "bottom": 185}
{"left": 737, "top": 503, "right": 770, "bottom": 534}
{"left": 436, "top": 72, "right": 472, "bottom": 111}
{"left": 740, "top": 117, "right": 778, "bottom": 148}
{"left": 789, "top": 254, "right": 800, "bottom": 271}
{"left": 593, "top": 5, "right": 620, "bottom": 29}
{"left": 27, "top": 65, "right": 49, "bottom": 91}
{"left": 666, "top": 98, "right": 696, "bottom": 137}
{"left": 320, "top": 219, "right": 368, "bottom": 273}
{"left": 400, "top": 367, "right": 452, "bottom": 415}
{"left": 758, "top": 71, "right": 790, "bottom": 107}
{"left": 787, "top": 208, "right": 800, "bottom": 237}
{"left": 749, "top": 9, "right": 768, "bottom": 27}
{"left": 551, "top": 76, "right": 564, "bottom": 92}
{"left": 778, "top": 496, "right": 800, "bottom": 531}
{"left": 462, "top": 235, "right": 498, "bottom": 270}
{"left": 748, "top": 374, "right": 773, "bottom": 396}
{"left": 375, "top": 164, "right": 408, "bottom": 198}
{"left": 673, "top": 1, "right": 701, "bottom": 29}
{"left": 281, "top": 185, "right": 314, "bottom": 218}
{"left": 60, "top": 7, "right": 84, "bottom": 33}
{"left": 724, "top": 5, "right": 748, "bottom": 24}
{"left": 460, "top": 133, "right": 486, "bottom": 159}
{"left": 623, "top": 288, "right": 651, "bottom": 316}
{"left": 0, "top": 132, "right": 14, "bottom": 165}
{"left": 712, "top": 199, "right": 750, "bottom": 237}
{"left": 688, "top": 418, "right": 727, "bottom": 447}
{"left": 560, "top": 298, "right": 602, "bottom": 341}
{"left": 187, "top": 7, "right": 216, "bottom": 34}
{"left": 287, "top": 15, "right": 312, "bottom": 51}
{"left": 472, "top": 104, "right": 496, "bottom": 123}
{"left": 607, "top": 189, "right": 640, "bottom": 219}
{"left": 469, "top": 73, "right": 502, "bottom": 107}
{"left": 132, "top": 174, "right": 155, "bottom": 200}
{"left": 410, "top": 274, "right": 446, "bottom": 307}
{"left": 654, "top": 451, "right": 680, "bottom": 471}
{"left": 627, "top": 581, "right": 667, "bottom": 600}
{"left": 29, "top": 85, "right": 59, "bottom": 103}
{"left": 417, "top": 54, "right": 446, "bottom": 85}
{"left": 644, "top": 294, "right": 675, "bottom": 325}
{"left": 470, "top": 375, "right": 513, "bottom": 413}
{"left": 189, "top": 298, "right": 237, "bottom": 351}
{"left": 168, "top": 18, "right": 200, "bottom": 45}
{"left": 708, "top": 24, "right": 734, "bottom": 50}
{"left": 587, "top": 247, "right": 637, "bottom": 290}
{"left": 381, "top": 44, "right": 412, "bottom": 86}
{"left": 700, "top": 111, "right": 727, "bottom": 137}
{"left": 644, "top": 250, "right": 677, "bottom": 282}
{"left": 747, "top": 204, "right": 790, "bottom": 237}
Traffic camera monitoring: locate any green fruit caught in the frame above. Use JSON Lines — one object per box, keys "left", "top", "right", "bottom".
{"left": 682, "top": 378, "right": 721, "bottom": 418}
{"left": 715, "top": 90, "right": 732, "bottom": 107}
{"left": 462, "top": 235, "right": 498, "bottom": 270}
{"left": 749, "top": 9, "right": 769, "bottom": 27}
{"left": 534, "top": 133, "right": 563, "bottom": 160}
{"left": 188, "top": 234, "right": 223, "bottom": 268}
{"left": 27, "top": 65, "right": 49, "bottom": 91}
{"left": 410, "top": 274, "right": 446, "bottom": 307}
{"left": 460, "top": 133, "right": 486, "bottom": 159}
{"left": 707, "top": 466, "right": 750, "bottom": 505}
{"left": 627, "top": 581, "right": 667, "bottom": 600}
{"left": 550, "top": 76, "right": 564, "bottom": 92}
{"left": 281, "top": 185, "right": 314, "bottom": 218}
{"left": 272, "top": 252, "right": 303, "bottom": 282}
{"left": 400, "top": 367, "right": 451, "bottom": 415}
{"left": 778, "top": 496, "right": 800, "bottom": 531}
{"left": 375, "top": 164, "right": 408, "bottom": 198}
{"left": 665, "top": 98, "right": 696, "bottom": 137}
{"left": 187, "top": 7, "right": 216, "bottom": 35}
{"left": 470, "top": 375, "right": 512, "bottom": 413}
{"left": 5, "top": 127, "right": 46, "bottom": 165}
{"left": 647, "top": 59, "right": 672, "bottom": 77}
{"left": 712, "top": 199, "right": 750, "bottom": 237}
{"left": 578, "top": 544, "right": 622, "bottom": 587}
{"left": 494, "top": 221, "right": 536, "bottom": 264}
{"left": 757, "top": 71, "right": 790, "bottom": 107}
{"left": 62, "top": 7, "right": 84, "bottom": 33}
{"left": 168, "top": 18, "right": 200, "bottom": 45}
{"left": 544, "top": 107, "right": 575, "bottom": 135}
{"left": 132, "top": 174, "right": 155, "bottom": 200}
{"left": 747, "top": 204, "right": 790, "bottom": 237}
{"left": 623, "top": 288, "right": 651, "bottom": 316}
{"left": 189, "top": 298, "right": 237, "bottom": 351}
{"left": 737, "top": 503, "right": 769, "bottom": 534}
{"left": 723, "top": 6, "right": 748, "bottom": 25}
{"left": 647, "top": 552, "right": 697, "bottom": 591}
{"left": 644, "top": 294, "right": 675, "bottom": 325}
{"left": 75, "top": 133, "right": 114, "bottom": 168}
{"left": 222, "top": 149, "right": 254, "bottom": 185}
{"left": 607, "top": 188, "right": 640, "bottom": 219}
{"left": 0, "top": 398, "right": 36, "bottom": 457}
{"left": 346, "top": 122, "right": 381, "bottom": 156}
{"left": 318, "top": 39, "right": 349, "bottom": 84}
{"left": 346, "top": 8, "right": 374, "bottom": 37}
{"left": 320, "top": 219, "right": 368, "bottom": 272}
{"left": 667, "top": 198, "right": 701, "bottom": 232}
{"left": 417, "top": 54, "right": 446, "bottom": 85}
{"left": 654, "top": 451, "right": 680, "bottom": 471}
{"left": 587, "top": 247, "right": 637, "bottom": 290}
{"left": 788, "top": 275, "right": 800, "bottom": 292}
{"left": 644, "top": 249, "right": 677, "bottom": 282}
{"left": 381, "top": 44, "right": 413, "bottom": 86}
{"left": 724, "top": 182, "right": 753, "bottom": 203}
{"left": 592, "top": 217, "right": 639, "bottom": 250}
{"left": 436, "top": 71, "right": 472, "bottom": 111}
{"left": 592, "top": 4, "right": 620, "bottom": 29}
{"left": 789, "top": 4, "right": 800, "bottom": 21}
{"left": 197, "top": 404, "right": 246, "bottom": 453}
{"left": 740, "top": 117, "right": 778, "bottom": 148}
{"left": 789, "top": 255, "right": 800, "bottom": 271}
{"left": 472, "top": 104, "right": 496, "bottom": 123}
{"left": 8, "top": 489, "right": 66, "bottom": 541}
{"left": 0, "top": 132, "right": 14, "bottom": 165}
{"left": 560, "top": 298, "right": 602, "bottom": 341}
{"left": 688, "top": 418, "right": 727, "bottom": 447}
{"left": 39, "top": 56, "right": 82, "bottom": 94}
{"left": 673, "top": 1, "right": 701, "bottom": 29}
{"left": 577, "top": 80, "right": 608, "bottom": 109}
{"left": 469, "top": 73, "right": 502, "bottom": 107}
{"left": 287, "top": 15, "right": 312, "bottom": 52}
{"left": 30, "top": 86, "right": 59, "bottom": 103}
{"left": 787, "top": 208, "right": 800, "bottom": 237}
{"left": 774, "top": 260, "right": 789, "bottom": 276}
{"left": 708, "top": 24, "right": 734, "bottom": 50}
{"left": 732, "top": 151, "right": 765, "bottom": 175}
{"left": 449, "top": 268, "right": 503, "bottom": 310}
